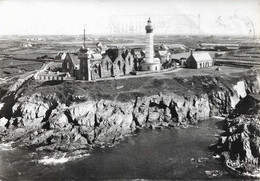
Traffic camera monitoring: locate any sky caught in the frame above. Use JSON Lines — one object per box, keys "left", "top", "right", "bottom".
{"left": 0, "top": 0, "right": 259, "bottom": 36}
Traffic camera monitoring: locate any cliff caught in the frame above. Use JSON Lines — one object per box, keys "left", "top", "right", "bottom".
{"left": 0, "top": 70, "right": 259, "bottom": 154}
{"left": 210, "top": 93, "right": 260, "bottom": 177}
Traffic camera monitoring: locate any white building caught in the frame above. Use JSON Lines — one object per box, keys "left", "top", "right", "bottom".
{"left": 141, "top": 18, "right": 161, "bottom": 71}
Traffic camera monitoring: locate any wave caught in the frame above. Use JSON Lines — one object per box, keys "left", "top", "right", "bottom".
{"left": 0, "top": 141, "right": 15, "bottom": 151}
{"left": 212, "top": 116, "right": 225, "bottom": 120}
{"left": 38, "top": 156, "right": 69, "bottom": 165}
{"left": 38, "top": 151, "right": 90, "bottom": 165}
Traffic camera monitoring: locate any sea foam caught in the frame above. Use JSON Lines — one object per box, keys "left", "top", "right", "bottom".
{"left": 38, "top": 152, "right": 90, "bottom": 165}
{"left": 0, "top": 142, "right": 14, "bottom": 151}
{"left": 38, "top": 156, "right": 69, "bottom": 165}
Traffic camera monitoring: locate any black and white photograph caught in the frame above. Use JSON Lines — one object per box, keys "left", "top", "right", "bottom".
{"left": 0, "top": 0, "right": 260, "bottom": 180}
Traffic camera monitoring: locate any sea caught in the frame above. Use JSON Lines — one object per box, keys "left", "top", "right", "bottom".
{"left": 0, "top": 118, "right": 240, "bottom": 180}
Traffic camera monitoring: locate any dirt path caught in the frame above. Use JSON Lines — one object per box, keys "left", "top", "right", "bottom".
{"left": 88, "top": 68, "right": 183, "bottom": 82}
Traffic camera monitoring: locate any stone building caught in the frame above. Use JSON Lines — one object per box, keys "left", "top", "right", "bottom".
{"left": 61, "top": 53, "right": 80, "bottom": 79}
{"left": 78, "top": 48, "right": 92, "bottom": 81}
{"left": 131, "top": 48, "right": 145, "bottom": 71}
{"left": 185, "top": 51, "right": 213, "bottom": 69}
{"left": 99, "top": 48, "right": 134, "bottom": 78}
{"left": 61, "top": 47, "right": 135, "bottom": 81}
{"left": 155, "top": 51, "right": 171, "bottom": 64}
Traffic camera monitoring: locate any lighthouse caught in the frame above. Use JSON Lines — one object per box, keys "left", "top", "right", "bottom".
{"left": 145, "top": 18, "right": 154, "bottom": 63}
{"left": 79, "top": 27, "right": 92, "bottom": 81}
{"left": 141, "top": 18, "right": 161, "bottom": 71}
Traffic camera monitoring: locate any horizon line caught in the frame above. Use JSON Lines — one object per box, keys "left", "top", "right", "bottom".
{"left": 0, "top": 34, "right": 258, "bottom": 38}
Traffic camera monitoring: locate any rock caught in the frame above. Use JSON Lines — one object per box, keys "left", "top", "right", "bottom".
{"left": 164, "top": 107, "right": 172, "bottom": 122}
{"left": 5, "top": 128, "right": 26, "bottom": 141}
{"left": 205, "top": 170, "right": 224, "bottom": 178}
{"left": 49, "top": 113, "right": 69, "bottom": 129}
{"left": 211, "top": 93, "right": 260, "bottom": 176}
{"left": 219, "top": 136, "right": 227, "bottom": 145}
{"left": 22, "top": 117, "right": 43, "bottom": 128}
{"left": 230, "top": 81, "right": 247, "bottom": 108}
{"left": 69, "top": 101, "right": 96, "bottom": 121}
{"left": 0, "top": 117, "right": 8, "bottom": 127}
{"left": 30, "top": 130, "right": 54, "bottom": 146}
{"left": 0, "top": 74, "right": 259, "bottom": 155}
{"left": 94, "top": 100, "right": 135, "bottom": 144}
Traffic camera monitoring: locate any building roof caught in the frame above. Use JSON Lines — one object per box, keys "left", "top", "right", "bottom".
{"left": 38, "top": 71, "right": 67, "bottom": 77}
{"left": 170, "top": 52, "right": 190, "bottom": 60}
{"left": 61, "top": 53, "right": 67, "bottom": 60}
{"left": 131, "top": 48, "right": 145, "bottom": 58}
{"left": 105, "top": 48, "right": 129, "bottom": 62}
{"left": 158, "top": 50, "right": 169, "bottom": 56}
{"left": 96, "top": 42, "right": 103, "bottom": 47}
{"left": 91, "top": 53, "right": 102, "bottom": 60}
{"left": 122, "top": 49, "right": 131, "bottom": 59}
{"left": 69, "top": 54, "right": 80, "bottom": 66}
{"left": 160, "top": 44, "right": 169, "bottom": 51}
{"left": 191, "top": 52, "right": 213, "bottom": 62}
{"left": 106, "top": 48, "right": 120, "bottom": 62}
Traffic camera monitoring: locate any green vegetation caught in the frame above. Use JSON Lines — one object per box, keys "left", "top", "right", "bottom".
{"left": 21, "top": 67, "right": 254, "bottom": 104}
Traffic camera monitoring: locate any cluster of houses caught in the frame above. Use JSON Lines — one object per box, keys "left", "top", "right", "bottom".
{"left": 35, "top": 44, "right": 215, "bottom": 81}
{"left": 34, "top": 45, "right": 214, "bottom": 81}
{"left": 59, "top": 43, "right": 174, "bottom": 81}
{"left": 34, "top": 19, "right": 214, "bottom": 81}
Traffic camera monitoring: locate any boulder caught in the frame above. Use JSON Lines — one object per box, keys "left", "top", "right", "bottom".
{"left": 0, "top": 117, "right": 8, "bottom": 127}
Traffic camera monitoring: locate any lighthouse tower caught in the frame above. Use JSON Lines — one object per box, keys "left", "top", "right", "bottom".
{"left": 145, "top": 18, "right": 154, "bottom": 63}
{"left": 78, "top": 27, "right": 92, "bottom": 81}
{"left": 141, "top": 18, "right": 161, "bottom": 71}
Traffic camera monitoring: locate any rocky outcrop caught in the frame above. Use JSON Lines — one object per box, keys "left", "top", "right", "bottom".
{"left": 0, "top": 73, "right": 259, "bottom": 154}
{"left": 1, "top": 92, "right": 211, "bottom": 151}
{"left": 210, "top": 94, "right": 260, "bottom": 177}
{"left": 133, "top": 94, "right": 210, "bottom": 128}
{"left": 208, "top": 80, "right": 249, "bottom": 116}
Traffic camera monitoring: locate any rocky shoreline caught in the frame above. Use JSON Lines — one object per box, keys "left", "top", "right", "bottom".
{"left": 210, "top": 93, "right": 260, "bottom": 178}
{"left": 0, "top": 71, "right": 260, "bottom": 177}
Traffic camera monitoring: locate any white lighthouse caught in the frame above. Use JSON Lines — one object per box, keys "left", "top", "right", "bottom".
{"left": 145, "top": 18, "right": 154, "bottom": 63}
{"left": 141, "top": 18, "right": 161, "bottom": 71}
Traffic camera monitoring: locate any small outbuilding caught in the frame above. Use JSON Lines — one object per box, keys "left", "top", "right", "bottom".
{"left": 185, "top": 51, "right": 213, "bottom": 69}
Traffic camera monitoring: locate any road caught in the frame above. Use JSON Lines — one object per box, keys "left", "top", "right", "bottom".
{"left": 89, "top": 68, "right": 183, "bottom": 82}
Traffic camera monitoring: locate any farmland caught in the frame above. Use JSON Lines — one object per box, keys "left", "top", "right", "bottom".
{"left": 215, "top": 47, "right": 260, "bottom": 68}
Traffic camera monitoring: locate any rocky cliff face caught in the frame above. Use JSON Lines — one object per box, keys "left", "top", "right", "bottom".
{"left": 1, "top": 92, "right": 211, "bottom": 151}
{"left": 0, "top": 72, "right": 259, "bottom": 153}
{"left": 210, "top": 94, "right": 260, "bottom": 177}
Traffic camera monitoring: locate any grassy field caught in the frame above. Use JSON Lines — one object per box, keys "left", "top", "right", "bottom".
{"left": 0, "top": 59, "right": 43, "bottom": 78}
{"left": 21, "top": 66, "right": 253, "bottom": 104}
{"left": 215, "top": 47, "right": 260, "bottom": 68}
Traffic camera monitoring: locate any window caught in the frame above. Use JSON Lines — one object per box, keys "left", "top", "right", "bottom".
{"left": 67, "top": 62, "right": 69, "bottom": 69}
{"left": 106, "top": 61, "right": 109, "bottom": 71}
{"left": 155, "top": 66, "right": 157, "bottom": 70}
{"left": 128, "top": 57, "right": 131, "bottom": 65}
{"left": 117, "top": 61, "right": 121, "bottom": 70}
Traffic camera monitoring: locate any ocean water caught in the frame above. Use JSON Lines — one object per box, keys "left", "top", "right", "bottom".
{"left": 0, "top": 118, "right": 238, "bottom": 180}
